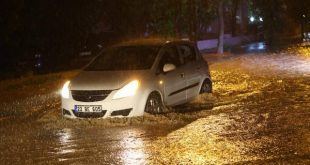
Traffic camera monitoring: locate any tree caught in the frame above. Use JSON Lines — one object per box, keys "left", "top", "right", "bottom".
{"left": 109, "top": 0, "right": 217, "bottom": 40}
{"left": 231, "top": 0, "right": 240, "bottom": 36}
{"left": 284, "top": 0, "right": 310, "bottom": 39}
{"left": 217, "top": 0, "right": 224, "bottom": 54}
{"left": 251, "top": 0, "right": 309, "bottom": 44}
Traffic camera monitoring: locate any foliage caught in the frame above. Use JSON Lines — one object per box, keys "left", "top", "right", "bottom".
{"left": 252, "top": 0, "right": 310, "bottom": 43}
{"left": 109, "top": 0, "right": 217, "bottom": 39}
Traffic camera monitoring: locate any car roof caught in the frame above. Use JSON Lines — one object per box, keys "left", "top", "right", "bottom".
{"left": 112, "top": 38, "right": 194, "bottom": 47}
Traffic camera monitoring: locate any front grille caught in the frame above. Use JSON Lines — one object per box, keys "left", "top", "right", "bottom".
{"left": 73, "top": 110, "right": 107, "bottom": 118}
{"left": 71, "top": 90, "right": 112, "bottom": 102}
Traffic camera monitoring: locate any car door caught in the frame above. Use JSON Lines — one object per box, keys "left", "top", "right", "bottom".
{"left": 157, "top": 45, "right": 187, "bottom": 106}
{"left": 177, "top": 44, "right": 202, "bottom": 100}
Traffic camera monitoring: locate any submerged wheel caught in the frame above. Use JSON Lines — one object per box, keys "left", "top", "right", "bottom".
{"left": 144, "top": 92, "right": 164, "bottom": 114}
{"left": 200, "top": 79, "right": 212, "bottom": 94}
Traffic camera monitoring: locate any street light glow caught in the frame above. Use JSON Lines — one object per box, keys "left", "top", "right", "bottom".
{"left": 250, "top": 16, "right": 255, "bottom": 22}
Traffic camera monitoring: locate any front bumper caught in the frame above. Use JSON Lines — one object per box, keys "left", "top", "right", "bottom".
{"left": 61, "top": 90, "right": 146, "bottom": 119}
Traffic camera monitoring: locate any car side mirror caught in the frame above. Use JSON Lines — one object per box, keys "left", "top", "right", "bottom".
{"left": 163, "top": 64, "right": 176, "bottom": 73}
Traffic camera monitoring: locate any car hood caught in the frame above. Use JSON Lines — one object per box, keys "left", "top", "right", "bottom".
{"left": 70, "top": 70, "right": 149, "bottom": 91}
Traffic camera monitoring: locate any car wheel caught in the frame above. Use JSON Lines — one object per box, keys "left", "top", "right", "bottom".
{"left": 200, "top": 79, "right": 212, "bottom": 94}
{"left": 144, "top": 92, "right": 164, "bottom": 114}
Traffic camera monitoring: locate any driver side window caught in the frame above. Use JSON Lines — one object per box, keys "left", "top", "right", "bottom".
{"left": 158, "top": 46, "right": 182, "bottom": 73}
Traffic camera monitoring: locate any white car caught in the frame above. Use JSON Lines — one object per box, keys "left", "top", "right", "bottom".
{"left": 61, "top": 39, "right": 212, "bottom": 119}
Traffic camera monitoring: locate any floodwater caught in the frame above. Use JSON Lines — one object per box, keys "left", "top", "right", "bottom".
{"left": 0, "top": 43, "right": 309, "bottom": 164}
{"left": 0, "top": 124, "right": 183, "bottom": 164}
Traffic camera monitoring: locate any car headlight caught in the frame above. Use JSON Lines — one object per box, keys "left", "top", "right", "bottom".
{"left": 61, "top": 81, "right": 70, "bottom": 99}
{"left": 113, "top": 80, "right": 139, "bottom": 99}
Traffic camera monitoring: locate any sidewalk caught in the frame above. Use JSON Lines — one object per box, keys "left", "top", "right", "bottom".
{"left": 197, "top": 35, "right": 253, "bottom": 51}
{"left": 201, "top": 42, "right": 268, "bottom": 64}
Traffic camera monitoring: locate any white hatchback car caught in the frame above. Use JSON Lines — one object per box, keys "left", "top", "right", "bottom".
{"left": 61, "top": 39, "right": 212, "bottom": 118}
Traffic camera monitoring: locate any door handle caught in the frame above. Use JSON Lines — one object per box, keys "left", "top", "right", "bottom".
{"left": 180, "top": 73, "right": 185, "bottom": 78}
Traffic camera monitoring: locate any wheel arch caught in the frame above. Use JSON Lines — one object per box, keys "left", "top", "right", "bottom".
{"left": 142, "top": 90, "right": 165, "bottom": 111}
{"left": 146, "top": 90, "right": 165, "bottom": 104}
{"left": 200, "top": 77, "right": 213, "bottom": 93}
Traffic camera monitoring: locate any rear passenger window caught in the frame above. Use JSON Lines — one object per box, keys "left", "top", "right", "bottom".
{"left": 179, "top": 45, "right": 196, "bottom": 63}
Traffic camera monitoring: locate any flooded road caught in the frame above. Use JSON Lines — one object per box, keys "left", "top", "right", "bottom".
{"left": 0, "top": 124, "right": 184, "bottom": 164}
{"left": 0, "top": 43, "right": 309, "bottom": 164}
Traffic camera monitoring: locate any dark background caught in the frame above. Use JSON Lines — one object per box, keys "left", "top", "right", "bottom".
{"left": 0, "top": 0, "right": 309, "bottom": 79}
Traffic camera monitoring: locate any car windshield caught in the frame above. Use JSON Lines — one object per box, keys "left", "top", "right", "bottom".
{"left": 85, "top": 45, "right": 159, "bottom": 71}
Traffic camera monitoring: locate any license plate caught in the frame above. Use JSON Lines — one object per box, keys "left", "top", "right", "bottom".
{"left": 74, "top": 105, "right": 102, "bottom": 113}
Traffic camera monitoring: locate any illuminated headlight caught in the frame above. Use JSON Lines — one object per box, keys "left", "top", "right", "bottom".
{"left": 61, "top": 81, "right": 70, "bottom": 99}
{"left": 113, "top": 80, "right": 139, "bottom": 99}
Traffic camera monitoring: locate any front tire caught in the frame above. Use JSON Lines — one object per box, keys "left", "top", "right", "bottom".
{"left": 144, "top": 92, "right": 164, "bottom": 114}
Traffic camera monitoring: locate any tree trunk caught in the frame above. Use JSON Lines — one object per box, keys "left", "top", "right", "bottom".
{"left": 217, "top": 0, "right": 224, "bottom": 54}
{"left": 231, "top": 0, "right": 239, "bottom": 37}
{"left": 188, "top": 0, "right": 197, "bottom": 43}
{"left": 239, "top": 0, "right": 248, "bottom": 35}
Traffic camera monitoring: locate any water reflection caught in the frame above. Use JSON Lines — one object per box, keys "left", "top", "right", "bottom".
{"left": 119, "top": 128, "right": 147, "bottom": 165}
{"left": 49, "top": 126, "right": 150, "bottom": 164}
{"left": 247, "top": 42, "right": 266, "bottom": 51}
{"left": 56, "top": 128, "right": 76, "bottom": 156}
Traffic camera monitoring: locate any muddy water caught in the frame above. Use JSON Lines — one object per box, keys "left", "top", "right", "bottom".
{"left": 0, "top": 123, "right": 185, "bottom": 164}
{"left": 1, "top": 43, "right": 310, "bottom": 164}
